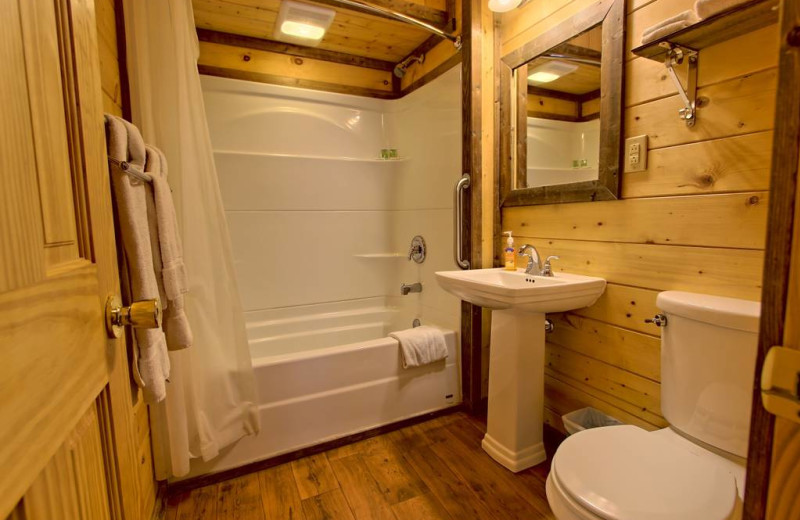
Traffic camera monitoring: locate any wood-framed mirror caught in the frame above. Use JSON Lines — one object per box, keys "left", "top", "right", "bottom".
{"left": 499, "top": 0, "right": 625, "bottom": 206}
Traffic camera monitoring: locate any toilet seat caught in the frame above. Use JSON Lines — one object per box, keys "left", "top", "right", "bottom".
{"left": 548, "top": 425, "right": 738, "bottom": 520}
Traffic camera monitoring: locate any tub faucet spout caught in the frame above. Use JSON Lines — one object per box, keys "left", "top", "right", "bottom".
{"left": 401, "top": 282, "right": 422, "bottom": 295}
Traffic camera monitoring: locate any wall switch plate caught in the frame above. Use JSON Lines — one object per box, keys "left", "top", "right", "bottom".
{"left": 625, "top": 135, "right": 648, "bottom": 173}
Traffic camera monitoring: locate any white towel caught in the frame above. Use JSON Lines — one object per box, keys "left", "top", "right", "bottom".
{"left": 641, "top": 10, "right": 699, "bottom": 44}
{"left": 106, "top": 115, "right": 171, "bottom": 403}
{"left": 390, "top": 326, "right": 448, "bottom": 369}
{"left": 145, "top": 145, "right": 193, "bottom": 351}
{"left": 695, "top": 0, "right": 749, "bottom": 19}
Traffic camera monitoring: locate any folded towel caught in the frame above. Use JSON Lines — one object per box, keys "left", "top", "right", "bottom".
{"left": 390, "top": 326, "right": 448, "bottom": 369}
{"left": 641, "top": 10, "right": 699, "bottom": 44}
{"left": 695, "top": 0, "right": 749, "bottom": 19}
{"left": 145, "top": 145, "right": 193, "bottom": 351}
{"left": 106, "top": 115, "right": 171, "bottom": 403}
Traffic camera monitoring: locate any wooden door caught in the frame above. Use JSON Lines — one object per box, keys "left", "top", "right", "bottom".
{"left": 743, "top": 1, "right": 800, "bottom": 519}
{"left": 1, "top": 0, "right": 142, "bottom": 518}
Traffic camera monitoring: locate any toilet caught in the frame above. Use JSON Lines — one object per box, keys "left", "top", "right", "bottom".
{"left": 546, "top": 291, "right": 760, "bottom": 520}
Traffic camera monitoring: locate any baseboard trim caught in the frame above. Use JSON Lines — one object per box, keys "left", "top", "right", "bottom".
{"left": 166, "top": 404, "right": 464, "bottom": 497}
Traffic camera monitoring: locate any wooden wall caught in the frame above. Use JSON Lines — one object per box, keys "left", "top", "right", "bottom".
{"left": 495, "top": 0, "right": 777, "bottom": 433}
{"left": 194, "top": 0, "right": 462, "bottom": 98}
{"left": 94, "top": 1, "right": 157, "bottom": 517}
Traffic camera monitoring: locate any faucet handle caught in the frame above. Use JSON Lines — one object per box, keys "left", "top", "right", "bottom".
{"left": 542, "top": 255, "right": 560, "bottom": 276}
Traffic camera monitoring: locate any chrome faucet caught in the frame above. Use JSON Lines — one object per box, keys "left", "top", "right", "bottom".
{"left": 518, "top": 245, "right": 559, "bottom": 277}
{"left": 518, "top": 244, "right": 543, "bottom": 275}
{"left": 400, "top": 282, "right": 422, "bottom": 295}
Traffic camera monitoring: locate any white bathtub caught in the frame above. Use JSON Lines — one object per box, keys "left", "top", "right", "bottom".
{"left": 179, "top": 299, "right": 461, "bottom": 479}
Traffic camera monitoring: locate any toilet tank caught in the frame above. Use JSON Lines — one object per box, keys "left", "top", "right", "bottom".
{"left": 658, "top": 291, "right": 760, "bottom": 459}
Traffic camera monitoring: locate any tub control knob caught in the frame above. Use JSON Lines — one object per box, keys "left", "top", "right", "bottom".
{"left": 645, "top": 313, "right": 668, "bottom": 327}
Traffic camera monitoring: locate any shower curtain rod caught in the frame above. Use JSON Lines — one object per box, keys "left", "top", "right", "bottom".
{"left": 328, "top": 0, "right": 461, "bottom": 48}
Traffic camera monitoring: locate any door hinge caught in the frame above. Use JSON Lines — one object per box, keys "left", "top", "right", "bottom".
{"left": 761, "top": 346, "right": 800, "bottom": 424}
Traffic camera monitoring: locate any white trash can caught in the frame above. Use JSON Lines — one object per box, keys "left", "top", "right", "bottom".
{"left": 562, "top": 407, "right": 623, "bottom": 435}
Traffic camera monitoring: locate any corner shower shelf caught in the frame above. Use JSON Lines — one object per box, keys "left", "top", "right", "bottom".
{"left": 212, "top": 150, "right": 410, "bottom": 163}
{"left": 631, "top": 0, "right": 779, "bottom": 61}
{"left": 630, "top": 0, "right": 778, "bottom": 127}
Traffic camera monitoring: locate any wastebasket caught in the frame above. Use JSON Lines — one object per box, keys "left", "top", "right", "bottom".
{"left": 562, "top": 407, "right": 623, "bottom": 435}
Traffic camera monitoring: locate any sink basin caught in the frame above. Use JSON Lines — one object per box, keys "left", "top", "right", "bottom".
{"left": 435, "top": 268, "right": 606, "bottom": 312}
{"left": 435, "top": 267, "right": 606, "bottom": 473}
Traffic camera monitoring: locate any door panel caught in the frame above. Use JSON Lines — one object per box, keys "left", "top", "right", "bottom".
{"left": 0, "top": 0, "right": 136, "bottom": 516}
{"left": 19, "top": 0, "right": 80, "bottom": 251}
{"left": 0, "top": 0, "right": 46, "bottom": 293}
{"left": 23, "top": 403, "right": 112, "bottom": 520}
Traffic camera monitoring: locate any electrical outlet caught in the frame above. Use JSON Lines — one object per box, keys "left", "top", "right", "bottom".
{"left": 625, "top": 135, "right": 648, "bottom": 173}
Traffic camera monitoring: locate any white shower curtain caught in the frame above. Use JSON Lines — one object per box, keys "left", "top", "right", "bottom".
{"left": 122, "top": 0, "right": 259, "bottom": 478}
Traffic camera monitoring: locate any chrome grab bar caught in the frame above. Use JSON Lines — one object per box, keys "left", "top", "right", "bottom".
{"left": 454, "top": 173, "right": 471, "bottom": 270}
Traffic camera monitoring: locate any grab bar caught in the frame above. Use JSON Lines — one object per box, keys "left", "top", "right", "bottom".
{"left": 454, "top": 173, "right": 471, "bottom": 270}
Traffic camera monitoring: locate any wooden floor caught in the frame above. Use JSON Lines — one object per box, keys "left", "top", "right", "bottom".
{"left": 165, "top": 412, "right": 558, "bottom": 519}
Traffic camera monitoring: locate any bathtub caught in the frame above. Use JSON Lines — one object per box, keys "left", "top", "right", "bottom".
{"left": 179, "top": 299, "right": 461, "bottom": 479}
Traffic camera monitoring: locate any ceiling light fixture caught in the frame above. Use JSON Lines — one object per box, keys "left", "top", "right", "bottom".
{"left": 488, "top": 0, "right": 523, "bottom": 13}
{"left": 274, "top": 0, "right": 335, "bottom": 47}
{"left": 527, "top": 60, "right": 579, "bottom": 84}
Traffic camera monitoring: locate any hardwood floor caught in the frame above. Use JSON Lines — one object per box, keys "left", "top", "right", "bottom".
{"left": 165, "top": 413, "right": 558, "bottom": 519}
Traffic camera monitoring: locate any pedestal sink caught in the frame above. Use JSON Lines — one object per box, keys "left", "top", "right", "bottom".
{"left": 435, "top": 268, "right": 606, "bottom": 472}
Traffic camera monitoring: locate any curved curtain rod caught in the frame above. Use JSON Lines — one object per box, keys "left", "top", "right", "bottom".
{"left": 327, "top": 0, "right": 462, "bottom": 47}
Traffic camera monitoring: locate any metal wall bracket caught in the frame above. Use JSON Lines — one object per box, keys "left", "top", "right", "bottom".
{"left": 661, "top": 43, "right": 699, "bottom": 127}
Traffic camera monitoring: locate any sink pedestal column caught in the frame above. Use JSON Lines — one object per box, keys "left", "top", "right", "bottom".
{"left": 482, "top": 308, "right": 547, "bottom": 472}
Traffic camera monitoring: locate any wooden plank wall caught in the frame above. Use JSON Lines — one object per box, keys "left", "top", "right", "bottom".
{"left": 496, "top": 0, "right": 777, "bottom": 433}
{"left": 195, "top": 1, "right": 462, "bottom": 98}
{"left": 94, "top": 1, "right": 157, "bottom": 517}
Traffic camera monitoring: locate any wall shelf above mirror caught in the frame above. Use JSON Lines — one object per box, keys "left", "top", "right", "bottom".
{"left": 499, "top": 0, "right": 625, "bottom": 207}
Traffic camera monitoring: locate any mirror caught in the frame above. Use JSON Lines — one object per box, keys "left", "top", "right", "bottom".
{"left": 499, "top": 0, "right": 625, "bottom": 206}
{"left": 517, "top": 27, "right": 602, "bottom": 189}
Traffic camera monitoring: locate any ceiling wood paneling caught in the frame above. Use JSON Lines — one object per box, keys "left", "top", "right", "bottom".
{"left": 192, "top": 0, "right": 442, "bottom": 62}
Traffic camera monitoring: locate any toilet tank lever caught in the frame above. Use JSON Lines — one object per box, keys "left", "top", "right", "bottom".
{"left": 645, "top": 314, "right": 668, "bottom": 327}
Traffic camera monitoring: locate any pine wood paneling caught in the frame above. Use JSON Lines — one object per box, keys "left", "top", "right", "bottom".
{"left": 547, "top": 313, "right": 661, "bottom": 381}
{"left": 622, "top": 132, "right": 773, "bottom": 198}
{"left": 544, "top": 373, "right": 667, "bottom": 430}
{"left": 570, "top": 283, "right": 661, "bottom": 335}
{"left": 95, "top": 0, "right": 123, "bottom": 115}
{"left": 505, "top": 191, "right": 768, "bottom": 249}
{"left": 496, "top": 0, "right": 775, "bottom": 430}
{"left": 192, "top": 0, "right": 433, "bottom": 63}
{"left": 518, "top": 238, "right": 764, "bottom": 299}
{"left": 527, "top": 93, "right": 579, "bottom": 118}
{"left": 197, "top": 40, "right": 394, "bottom": 94}
{"left": 625, "top": 68, "right": 777, "bottom": 150}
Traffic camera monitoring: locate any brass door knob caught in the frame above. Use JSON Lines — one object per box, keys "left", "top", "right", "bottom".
{"left": 105, "top": 295, "right": 162, "bottom": 338}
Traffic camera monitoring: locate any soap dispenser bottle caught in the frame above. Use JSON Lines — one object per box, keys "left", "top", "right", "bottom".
{"left": 503, "top": 231, "right": 516, "bottom": 270}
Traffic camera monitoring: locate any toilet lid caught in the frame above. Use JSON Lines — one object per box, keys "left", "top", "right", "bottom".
{"left": 552, "top": 426, "right": 737, "bottom": 520}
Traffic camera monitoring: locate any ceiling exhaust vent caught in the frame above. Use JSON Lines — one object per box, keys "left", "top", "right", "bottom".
{"left": 274, "top": 0, "right": 336, "bottom": 47}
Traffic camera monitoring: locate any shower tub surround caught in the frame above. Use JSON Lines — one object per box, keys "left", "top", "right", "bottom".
{"left": 184, "top": 68, "right": 462, "bottom": 479}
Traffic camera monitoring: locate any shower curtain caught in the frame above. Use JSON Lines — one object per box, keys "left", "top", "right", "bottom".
{"left": 122, "top": 0, "right": 259, "bottom": 478}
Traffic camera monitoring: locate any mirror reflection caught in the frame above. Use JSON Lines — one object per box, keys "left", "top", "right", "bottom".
{"left": 515, "top": 25, "right": 602, "bottom": 189}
